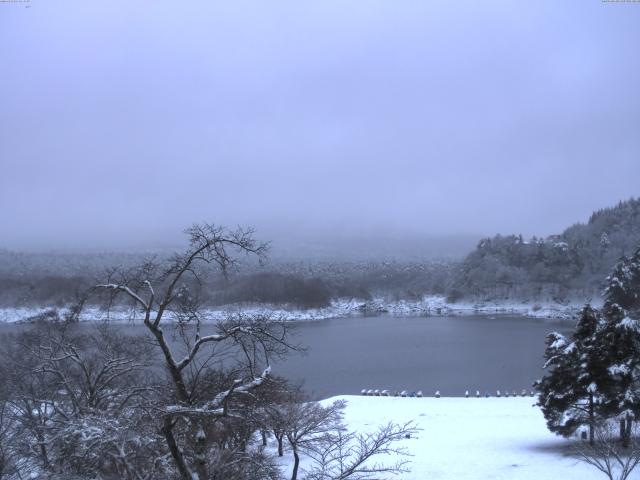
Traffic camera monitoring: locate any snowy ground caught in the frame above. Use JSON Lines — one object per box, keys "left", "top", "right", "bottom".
{"left": 0, "top": 296, "right": 587, "bottom": 323}
{"left": 276, "top": 395, "right": 601, "bottom": 480}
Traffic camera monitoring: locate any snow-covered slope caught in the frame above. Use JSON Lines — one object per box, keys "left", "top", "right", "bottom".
{"left": 278, "top": 395, "right": 600, "bottom": 479}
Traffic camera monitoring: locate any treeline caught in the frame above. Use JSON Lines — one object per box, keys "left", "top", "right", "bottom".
{"left": 0, "top": 253, "right": 454, "bottom": 310}
{"left": 450, "top": 197, "right": 640, "bottom": 302}
{"left": 0, "top": 275, "right": 87, "bottom": 308}
{"left": 1, "top": 198, "right": 639, "bottom": 309}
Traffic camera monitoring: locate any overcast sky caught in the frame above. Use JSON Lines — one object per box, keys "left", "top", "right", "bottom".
{"left": 1, "top": 0, "right": 639, "bottom": 253}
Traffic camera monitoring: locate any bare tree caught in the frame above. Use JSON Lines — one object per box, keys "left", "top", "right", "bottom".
{"left": 264, "top": 401, "right": 290, "bottom": 458}
{"left": 93, "top": 224, "right": 299, "bottom": 480}
{"left": 0, "top": 395, "right": 18, "bottom": 479}
{"left": 260, "top": 377, "right": 306, "bottom": 457}
{"left": 575, "top": 421, "right": 640, "bottom": 480}
{"left": 285, "top": 400, "right": 345, "bottom": 480}
{"left": 0, "top": 316, "right": 166, "bottom": 480}
{"left": 304, "top": 421, "right": 418, "bottom": 480}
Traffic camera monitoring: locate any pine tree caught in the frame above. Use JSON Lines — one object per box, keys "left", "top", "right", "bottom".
{"left": 594, "top": 247, "right": 640, "bottom": 446}
{"left": 536, "top": 305, "right": 602, "bottom": 443}
{"left": 603, "top": 247, "right": 640, "bottom": 319}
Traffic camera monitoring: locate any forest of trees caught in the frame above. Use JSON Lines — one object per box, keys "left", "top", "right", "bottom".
{"left": 0, "top": 252, "right": 453, "bottom": 310}
{"left": 0, "top": 198, "right": 639, "bottom": 311}
{"left": 450, "top": 197, "right": 640, "bottom": 303}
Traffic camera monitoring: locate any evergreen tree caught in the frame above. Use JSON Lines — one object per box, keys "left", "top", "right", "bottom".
{"left": 594, "top": 247, "right": 640, "bottom": 446}
{"left": 603, "top": 247, "right": 640, "bottom": 319}
{"left": 536, "top": 305, "right": 602, "bottom": 443}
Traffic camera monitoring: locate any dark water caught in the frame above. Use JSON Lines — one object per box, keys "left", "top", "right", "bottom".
{"left": 0, "top": 315, "right": 572, "bottom": 399}
{"left": 274, "top": 315, "right": 572, "bottom": 399}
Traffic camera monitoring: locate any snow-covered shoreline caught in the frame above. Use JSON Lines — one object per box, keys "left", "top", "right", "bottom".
{"left": 345, "top": 296, "right": 586, "bottom": 320}
{"left": 277, "top": 395, "right": 600, "bottom": 479}
{"left": 0, "top": 296, "right": 586, "bottom": 324}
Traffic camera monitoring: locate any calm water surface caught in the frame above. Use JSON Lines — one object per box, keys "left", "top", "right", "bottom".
{"left": 0, "top": 315, "right": 572, "bottom": 399}
{"left": 274, "top": 315, "right": 572, "bottom": 398}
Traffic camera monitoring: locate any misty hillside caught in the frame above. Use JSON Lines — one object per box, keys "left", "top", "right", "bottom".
{"left": 0, "top": 198, "right": 639, "bottom": 311}
{"left": 0, "top": 248, "right": 454, "bottom": 309}
{"left": 451, "top": 197, "right": 640, "bottom": 302}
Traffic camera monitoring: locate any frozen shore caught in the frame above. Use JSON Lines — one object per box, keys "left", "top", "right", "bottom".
{"left": 0, "top": 296, "right": 587, "bottom": 323}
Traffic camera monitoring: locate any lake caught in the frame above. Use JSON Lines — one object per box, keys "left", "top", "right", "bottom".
{"left": 0, "top": 315, "right": 573, "bottom": 399}
{"left": 273, "top": 315, "right": 572, "bottom": 398}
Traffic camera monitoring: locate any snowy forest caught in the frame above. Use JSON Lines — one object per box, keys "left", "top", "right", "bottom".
{"left": 1, "top": 198, "right": 639, "bottom": 312}
{"left": 452, "top": 198, "right": 640, "bottom": 303}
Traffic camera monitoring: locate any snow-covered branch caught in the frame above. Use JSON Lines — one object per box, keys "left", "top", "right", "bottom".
{"left": 95, "top": 283, "right": 149, "bottom": 311}
{"left": 304, "top": 421, "right": 418, "bottom": 480}
{"left": 163, "top": 366, "right": 271, "bottom": 418}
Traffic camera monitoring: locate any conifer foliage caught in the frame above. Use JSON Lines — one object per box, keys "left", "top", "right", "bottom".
{"left": 596, "top": 247, "right": 640, "bottom": 446}
{"left": 536, "top": 305, "right": 601, "bottom": 443}
{"left": 537, "top": 247, "right": 640, "bottom": 445}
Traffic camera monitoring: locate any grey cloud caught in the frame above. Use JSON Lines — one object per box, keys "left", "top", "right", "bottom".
{"left": 0, "top": 0, "right": 638, "bottom": 252}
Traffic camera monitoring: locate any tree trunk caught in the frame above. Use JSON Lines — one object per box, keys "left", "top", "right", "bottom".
{"left": 145, "top": 321, "right": 189, "bottom": 401}
{"left": 620, "top": 418, "right": 626, "bottom": 442}
{"left": 261, "top": 430, "right": 267, "bottom": 447}
{"left": 588, "top": 395, "right": 594, "bottom": 446}
{"left": 623, "top": 416, "right": 633, "bottom": 448}
{"left": 36, "top": 429, "right": 49, "bottom": 470}
{"left": 291, "top": 446, "right": 300, "bottom": 480}
{"left": 162, "top": 418, "right": 193, "bottom": 480}
{"left": 146, "top": 322, "right": 195, "bottom": 478}
{"left": 277, "top": 435, "right": 284, "bottom": 457}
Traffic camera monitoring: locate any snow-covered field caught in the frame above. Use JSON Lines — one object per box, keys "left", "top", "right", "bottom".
{"left": 0, "top": 296, "right": 586, "bottom": 323}
{"left": 278, "top": 395, "right": 600, "bottom": 480}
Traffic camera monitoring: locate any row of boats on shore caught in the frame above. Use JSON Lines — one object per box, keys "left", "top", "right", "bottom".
{"left": 361, "top": 389, "right": 536, "bottom": 398}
